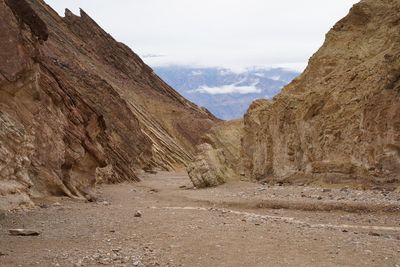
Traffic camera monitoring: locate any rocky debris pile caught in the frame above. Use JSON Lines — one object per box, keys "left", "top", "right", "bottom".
{"left": 188, "top": 0, "right": 400, "bottom": 189}
{"left": 0, "top": 0, "right": 216, "bottom": 210}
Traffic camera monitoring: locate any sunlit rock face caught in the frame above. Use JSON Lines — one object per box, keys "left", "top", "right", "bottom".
{"left": 0, "top": 0, "right": 217, "bottom": 209}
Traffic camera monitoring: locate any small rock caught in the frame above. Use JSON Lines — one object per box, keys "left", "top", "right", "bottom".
{"left": 368, "top": 232, "right": 381, "bottom": 237}
{"left": 100, "top": 201, "right": 110, "bottom": 206}
{"left": 134, "top": 211, "right": 142, "bottom": 218}
{"left": 52, "top": 202, "right": 61, "bottom": 207}
{"left": 133, "top": 260, "right": 143, "bottom": 266}
{"left": 8, "top": 229, "right": 40, "bottom": 236}
{"left": 85, "top": 193, "right": 97, "bottom": 202}
{"left": 342, "top": 229, "right": 348, "bottom": 233}
{"left": 149, "top": 188, "right": 159, "bottom": 193}
{"left": 322, "top": 189, "right": 332, "bottom": 193}
{"left": 317, "top": 196, "right": 323, "bottom": 200}
{"left": 39, "top": 204, "right": 49, "bottom": 209}
{"left": 179, "top": 185, "right": 186, "bottom": 189}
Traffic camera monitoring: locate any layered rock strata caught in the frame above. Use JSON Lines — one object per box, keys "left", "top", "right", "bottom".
{"left": 0, "top": 0, "right": 216, "bottom": 209}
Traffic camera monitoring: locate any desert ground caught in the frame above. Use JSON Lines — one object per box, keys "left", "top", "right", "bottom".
{"left": 1, "top": 172, "right": 399, "bottom": 267}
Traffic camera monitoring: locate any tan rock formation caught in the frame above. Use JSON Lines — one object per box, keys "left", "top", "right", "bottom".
{"left": 188, "top": 120, "right": 243, "bottom": 187}
{"left": 242, "top": 0, "right": 400, "bottom": 188}
{"left": 188, "top": 0, "right": 400, "bottom": 189}
{"left": 0, "top": 0, "right": 216, "bottom": 209}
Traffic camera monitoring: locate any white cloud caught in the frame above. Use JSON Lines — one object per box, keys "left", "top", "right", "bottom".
{"left": 253, "top": 73, "right": 265, "bottom": 77}
{"left": 141, "top": 54, "right": 165, "bottom": 58}
{"left": 191, "top": 70, "right": 203, "bottom": 76}
{"left": 46, "top": 0, "right": 359, "bottom": 72}
{"left": 269, "top": 76, "right": 281, "bottom": 81}
{"left": 193, "top": 84, "right": 261, "bottom": 95}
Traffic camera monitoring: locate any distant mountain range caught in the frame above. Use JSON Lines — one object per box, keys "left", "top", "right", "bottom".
{"left": 154, "top": 66, "right": 300, "bottom": 120}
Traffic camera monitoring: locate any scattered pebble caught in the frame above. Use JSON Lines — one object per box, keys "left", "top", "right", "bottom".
{"left": 368, "top": 232, "right": 381, "bottom": 237}
{"left": 134, "top": 211, "right": 142, "bottom": 218}
{"left": 133, "top": 260, "right": 144, "bottom": 266}
{"left": 8, "top": 229, "right": 41, "bottom": 236}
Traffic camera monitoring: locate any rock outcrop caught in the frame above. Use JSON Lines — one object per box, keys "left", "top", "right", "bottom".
{"left": 241, "top": 0, "right": 400, "bottom": 188}
{"left": 0, "top": 0, "right": 216, "bottom": 210}
{"left": 188, "top": 120, "right": 243, "bottom": 187}
{"left": 189, "top": 0, "right": 400, "bottom": 189}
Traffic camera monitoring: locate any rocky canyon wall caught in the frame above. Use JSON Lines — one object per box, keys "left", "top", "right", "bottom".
{"left": 189, "top": 0, "right": 400, "bottom": 190}
{"left": 0, "top": 0, "right": 217, "bottom": 210}
{"left": 242, "top": 0, "right": 400, "bottom": 188}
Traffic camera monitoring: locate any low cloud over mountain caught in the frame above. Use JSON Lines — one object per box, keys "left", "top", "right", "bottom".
{"left": 155, "top": 66, "right": 299, "bottom": 120}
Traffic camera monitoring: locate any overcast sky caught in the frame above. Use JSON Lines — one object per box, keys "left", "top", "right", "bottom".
{"left": 47, "top": 0, "right": 359, "bottom": 72}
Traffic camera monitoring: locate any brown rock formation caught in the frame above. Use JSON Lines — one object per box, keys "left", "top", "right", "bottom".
{"left": 189, "top": 0, "right": 400, "bottom": 189}
{"left": 242, "top": 0, "right": 400, "bottom": 188}
{"left": 188, "top": 120, "right": 243, "bottom": 187}
{"left": 0, "top": 0, "right": 216, "bottom": 209}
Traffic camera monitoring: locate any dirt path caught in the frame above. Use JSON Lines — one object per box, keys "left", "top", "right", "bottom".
{"left": 1, "top": 172, "right": 400, "bottom": 267}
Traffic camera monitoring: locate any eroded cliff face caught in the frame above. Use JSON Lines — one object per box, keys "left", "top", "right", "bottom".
{"left": 188, "top": 0, "right": 400, "bottom": 189}
{"left": 242, "top": 0, "right": 400, "bottom": 188}
{"left": 0, "top": 0, "right": 216, "bottom": 210}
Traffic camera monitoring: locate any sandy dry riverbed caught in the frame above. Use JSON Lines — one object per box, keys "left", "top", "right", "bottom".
{"left": 1, "top": 172, "right": 400, "bottom": 266}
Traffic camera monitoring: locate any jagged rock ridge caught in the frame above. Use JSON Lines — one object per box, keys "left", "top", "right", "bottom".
{"left": 0, "top": 0, "right": 217, "bottom": 210}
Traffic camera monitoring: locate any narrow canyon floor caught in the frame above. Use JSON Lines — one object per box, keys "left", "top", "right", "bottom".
{"left": 1, "top": 172, "right": 400, "bottom": 267}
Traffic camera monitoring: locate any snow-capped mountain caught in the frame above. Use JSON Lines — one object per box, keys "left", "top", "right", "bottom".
{"left": 154, "top": 66, "right": 299, "bottom": 120}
